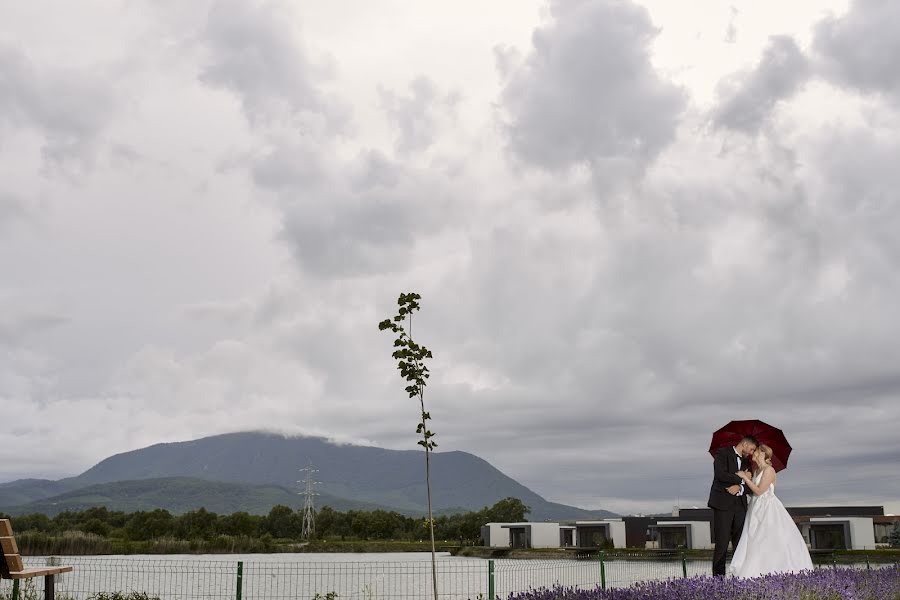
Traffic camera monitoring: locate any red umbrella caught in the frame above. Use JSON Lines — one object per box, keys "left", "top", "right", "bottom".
{"left": 709, "top": 419, "right": 792, "bottom": 472}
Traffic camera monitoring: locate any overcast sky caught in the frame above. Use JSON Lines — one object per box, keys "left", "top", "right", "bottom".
{"left": 2, "top": 0, "right": 899, "bottom": 516}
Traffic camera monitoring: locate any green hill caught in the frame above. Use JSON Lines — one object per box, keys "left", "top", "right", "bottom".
{"left": 1, "top": 431, "right": 617, "bottom": 520}
{"left": 0, "top": 478, "right": 80, "bottom": 507}
{"left": 4, "top": 477, "right": 399, "bottom": 517}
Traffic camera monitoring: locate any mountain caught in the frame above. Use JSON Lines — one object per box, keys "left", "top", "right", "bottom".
{"left": 0, "top": 478, "right": 80, "bottom": 507}
{"left": 0, "top": 432, "right": 616, "bottom": 520}
{"left": 3, "top": 477, "right": 397, "bottom": 517}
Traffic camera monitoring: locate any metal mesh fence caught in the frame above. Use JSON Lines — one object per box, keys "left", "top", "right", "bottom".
{"left": 1, "top": 559, "right": 239, "bottom": 600}
{"left": 1, "top": 552, "right": 897, "bottom": 600}
{"left": 607, "top": 551, "right": 681, "bottom": 588}
{"left": 494, "top": 559, "right": 599, "bottom": 596}
{"left": 241, "top": 559, "right": 486, "bottom": 599}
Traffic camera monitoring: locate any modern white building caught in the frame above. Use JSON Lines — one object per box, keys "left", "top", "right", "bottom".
{"left": 481, "top": 520, "right": 628, "bottom": 549}
{"left": 481, "top": 522, "right": 564, "bottom": 548}
{"left": 574, "top": 519, "right": 627, "bottom": 549}
{"left": 481, "top": 522, "right": 518, "bottom": 548}
{"left": 503, "top": 522, "right": 562, "bottom": 548}
{"left": 803, "top": 517, "right": 877, "bottom": 550}
{"left": 647, "top": 521, "right": 712, "bottom": 550}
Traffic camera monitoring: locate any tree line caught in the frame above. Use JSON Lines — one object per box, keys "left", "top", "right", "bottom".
{"left": 1, "top": 497, "right": 528, "bottom": 544}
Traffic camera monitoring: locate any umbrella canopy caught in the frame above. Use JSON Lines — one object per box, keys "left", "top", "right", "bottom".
{"left": 709, "top": 419, "right": 792, "bottom": 472}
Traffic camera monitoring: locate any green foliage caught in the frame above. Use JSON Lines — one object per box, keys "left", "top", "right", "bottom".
{"left": 5, "top": 497, "right": 530, "bottom": 552}
{"left": 261, "top": 505, "right": 302, "bottom": 539}
{"left": 124, "top": 509, "right": 174, "bottom": 541}
{"left": 173, "top": 508, "right": 218, "bottom": 540}
{"left": 378, "top": 292, "right": 436, "bottom": 451}
{"left": 0, "top": 578, "right": 36, "bottom": 600}
{"left": 0, "top": 580, "right": 77, "bottom": 600}
{"left": 82, "top": 518, "right": 111, "bottom": 537}
{"left": 487, "top": 498, "right": 530, "bottom": 523}
{"left": 7, "top": 513, "right": 52, "bottom": 533}
{"left": 311, "top": 593, "right": 338, "bottom": 600}
{"left": 219, "top": 511, "right": 258, "bottom": 537}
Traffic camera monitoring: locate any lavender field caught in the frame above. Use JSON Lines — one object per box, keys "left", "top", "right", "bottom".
{"left": 504, "top": 566, "right": 900, "bottom": 600}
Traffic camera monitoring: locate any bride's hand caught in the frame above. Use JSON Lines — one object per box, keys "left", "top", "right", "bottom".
{"left": 736, "top": 471, "right": 749, "bottom": 482}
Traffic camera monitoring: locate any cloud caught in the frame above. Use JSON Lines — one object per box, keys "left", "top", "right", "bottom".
{"left": 0, "top": 294, "right": 68, "bottom": 348}
{"left": 0, "top": 42, "right": 117, "bottom": 167}
{"left": 248, "top": 138, "right": 460, "bottom": 278}
{"left": 0, "top": 313, "right": 67, "bottom": 348}
{"left": 724, "top": 6, "right": 739, "bottom": 44}
{"left": 379, "top": 76, "right": 460, "bottom": 155}
{"left": 813, "top": 0, "right": 900, "bottom": 105}
{"left": 712, "top": 36, "right": 810, "bottom": 134}
{"left": 198, "top": 0, "right": 349, "bottom": 132}
{"left": 0, "top": 194, "right": 32, "bottom": 234}
{"left": 497, "top": 0, "right": 685, "bottom": 181}
{"left": 2, "top": 0, "right": 900, "bottom": 516}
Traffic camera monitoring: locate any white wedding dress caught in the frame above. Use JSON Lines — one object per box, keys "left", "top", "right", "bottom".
{"left": 729, "top": 470, "right": 814, "bottom": 578}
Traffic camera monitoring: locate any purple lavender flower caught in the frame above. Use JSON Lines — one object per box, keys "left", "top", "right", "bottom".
{"left": 496, "top": 566, "right": 900, "bottom": 600}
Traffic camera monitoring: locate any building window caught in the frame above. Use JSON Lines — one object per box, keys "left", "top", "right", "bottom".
{"left": 809, "top": 524, "right": 848, "bottom": 550}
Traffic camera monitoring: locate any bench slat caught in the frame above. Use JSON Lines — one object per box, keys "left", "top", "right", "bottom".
{"left": 9, "top": 567, "right": 74, "bottom": 579}
{"left": 3, "top": 553, "right": 24, "bottom": 573}
{"left": 0, "top": 536, "right": 19, "bottom": 554}
{"left": 6, "top": 565, "right": 74, "bottom": 579}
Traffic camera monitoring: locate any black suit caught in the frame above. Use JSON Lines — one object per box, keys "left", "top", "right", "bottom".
{"left": 707, "top": 446, "right": 750, "bottom": 576}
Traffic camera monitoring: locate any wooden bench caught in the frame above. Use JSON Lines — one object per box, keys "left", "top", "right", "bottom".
{"left": 1, "top": 519, "right": 72, "bottom": 600}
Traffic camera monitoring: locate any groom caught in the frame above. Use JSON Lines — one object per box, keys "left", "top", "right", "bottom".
{"left": 707, "top": 435, "right": 758, "bottom": 576}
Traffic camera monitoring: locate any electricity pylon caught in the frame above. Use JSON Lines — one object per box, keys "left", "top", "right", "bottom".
{"left": 298, "top": 462, "right": 320, "bottom": 540}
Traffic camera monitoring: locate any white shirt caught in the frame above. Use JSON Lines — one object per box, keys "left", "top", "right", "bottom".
{"left": 734, "top": 447, "right": 745, "bottom": 496}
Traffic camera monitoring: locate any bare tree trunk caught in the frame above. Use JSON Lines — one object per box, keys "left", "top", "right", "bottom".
{"left": 422, "top": 397, "right": 438, "bottom": 600}
{"left": 410, "top": 313, "right": 437, "bottom": 600}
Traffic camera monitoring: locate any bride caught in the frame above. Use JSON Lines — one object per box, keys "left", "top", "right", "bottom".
{"left": 729, "top": 444, "right": 814, "bottom": 578}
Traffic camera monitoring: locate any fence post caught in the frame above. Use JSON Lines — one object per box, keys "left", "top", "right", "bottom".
{"left": 865, "top": 553, "right": 870, "bottom": 570}
{"left": 599, "top": 551, "right": 606, "bottom": 591}
{"left": 488, "top": 559, "right": 495, "bottom": 600}
{"left": 11, "top": 579, "right": 19, "bottom": 600}
{"left": 235, "top": 561, "right": 243, "bottom": 600}
{"left": 681, "top": 551, "right": 687, "bottom": 578}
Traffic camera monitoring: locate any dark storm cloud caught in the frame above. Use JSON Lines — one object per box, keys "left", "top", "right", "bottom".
{"left": 813, "top": 0, "right": 900, "bottom": 104}
{"left": 712, "top": 36, "right": 810, "bottom": 133}
{"left": 498, "top": 0, "right": 685, "bottom": 178}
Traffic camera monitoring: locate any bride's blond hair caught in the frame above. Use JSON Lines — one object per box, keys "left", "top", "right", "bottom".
{"left": 755, "top": 444, "right": 774, "bottom": 472}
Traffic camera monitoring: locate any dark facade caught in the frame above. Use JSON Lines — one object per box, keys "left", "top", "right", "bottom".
{"left": 624, "top": 517, "right": 654, "bottom": 549}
